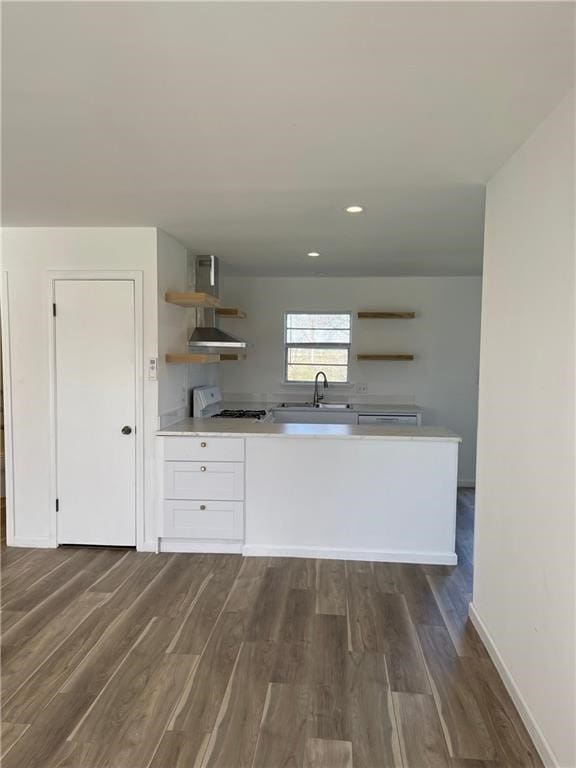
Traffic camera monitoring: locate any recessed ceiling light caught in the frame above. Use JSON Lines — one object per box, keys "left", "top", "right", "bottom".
{"left": 307, "top": 251, "right": 320, "bottom": 258}
{"left": 315, "top": 272, "right": 328, "bottom": 277}
{"left": 346, "top": 205, "right": 364, "bottom": 213}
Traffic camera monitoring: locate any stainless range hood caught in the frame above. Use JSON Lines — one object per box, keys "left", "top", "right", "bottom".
{"left": 188, "top": 255, "right": 248, "bottom": 349}
{"left": 189, "top": 325, "right": 247, "bottom": 349}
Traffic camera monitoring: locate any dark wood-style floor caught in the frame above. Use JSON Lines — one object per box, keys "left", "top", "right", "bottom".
{"left": 0, "top": 491, "right": 543, "bottom": 767}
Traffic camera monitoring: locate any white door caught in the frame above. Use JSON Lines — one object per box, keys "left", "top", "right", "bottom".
{"left": 54, "top": 280, "right": 136, "bottom": 546}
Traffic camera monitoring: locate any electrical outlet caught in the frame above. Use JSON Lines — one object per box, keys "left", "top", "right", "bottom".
{"left": 355, "top": 382, "right": 368, "bottom": 394}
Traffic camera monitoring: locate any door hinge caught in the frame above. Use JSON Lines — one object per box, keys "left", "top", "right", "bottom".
{"left": 52, "top": 303, "right": 57, "bottom": 317}
{"left": 55, "top": 498, "right": 59, "bottom": 512}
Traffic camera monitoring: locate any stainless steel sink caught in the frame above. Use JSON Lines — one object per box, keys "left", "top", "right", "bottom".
{"left": 277, "top": 402, "right": 315, "bottom": 408}
{"left": 277, "top": 402, "right": 351, "bottom": 410}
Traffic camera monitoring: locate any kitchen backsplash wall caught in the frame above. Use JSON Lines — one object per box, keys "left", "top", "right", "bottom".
{"left": 157, "top": 229, "right": 189, "bottom": 424}
{"left": 218, "top": 275, "right": 482, "bottom": 484}
{"left": 157, "top": 230, "right": 218, "bottom": 427}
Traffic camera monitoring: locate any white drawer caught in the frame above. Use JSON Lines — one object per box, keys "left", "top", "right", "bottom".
{"left": 164, "top": 461, "right": 245, "bottom": 501}
{"left": 164, "top": 436, "right": 245, "bottom": 462}
{"left": 162, "top": 500, "right": 244, "bottom": 540}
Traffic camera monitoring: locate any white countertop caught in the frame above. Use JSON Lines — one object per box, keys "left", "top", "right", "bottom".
{"left": 222, "top": 400, "right": 423, "bottom": 414}
{"left": 157, "top": 418, "right": 460, "bottom": 442}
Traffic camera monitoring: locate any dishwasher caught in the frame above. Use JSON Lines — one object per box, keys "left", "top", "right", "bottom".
{"left": 358, "top": 413, "right": 422, "bottom": 426}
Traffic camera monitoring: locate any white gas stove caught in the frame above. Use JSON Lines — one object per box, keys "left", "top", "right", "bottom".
{"left": 192, "top": 386, "right": 272, "bottom": 421}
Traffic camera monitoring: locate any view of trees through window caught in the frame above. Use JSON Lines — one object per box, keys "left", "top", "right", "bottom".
{"left": 284, "top": 312, "right": 351, "bottom": 382}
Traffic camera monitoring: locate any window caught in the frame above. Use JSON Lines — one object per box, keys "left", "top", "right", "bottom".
{"left": 284, "top": 312, "right": 352, "bottom": 383}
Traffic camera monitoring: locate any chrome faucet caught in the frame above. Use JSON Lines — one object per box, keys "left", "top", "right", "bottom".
{"left": 313, "top": 371, "right": 329, "bottom": 406}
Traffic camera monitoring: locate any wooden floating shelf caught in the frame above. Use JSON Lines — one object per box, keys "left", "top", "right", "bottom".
{"left": 165, "top": 292, "right": 221, "bottom": 308}
{"left": 357, "top": 311, "right": 415, "bottom": 319}
{"left": 216, "top": 307, "right": 247, "bottom": 319}
{"left": 165, "top": 353, "right": 221, "bottom": 364}
{"left": 356, "top": 354, "right": 415, "bottom": 361}
{"left": 165, "top": 353, "right": 246, "bottom": 364}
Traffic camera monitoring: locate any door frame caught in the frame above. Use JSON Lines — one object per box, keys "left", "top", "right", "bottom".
{"left": 1, "top": 272, "right": 17, "bottom": 546}
{"left": 47, "top": 270, "right": 145, "bottom": 549}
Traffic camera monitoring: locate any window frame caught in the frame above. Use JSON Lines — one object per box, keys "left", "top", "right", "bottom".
{"left": 283, "top": 310, "right": 353, "bottom": 384}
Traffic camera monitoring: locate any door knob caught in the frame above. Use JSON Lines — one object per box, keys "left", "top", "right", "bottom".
{"left": 121, "top": 426, "right": 132, "bottom": 435}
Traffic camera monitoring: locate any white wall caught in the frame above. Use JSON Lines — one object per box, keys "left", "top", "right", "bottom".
{"left": 157, "top": 230, "right": 189, "bottom": 424}
{"left": 472, "top": 93, "right": 575, "bottom": 768}
{"left": 187, "top": 362, "right": 220, "bottom": 411}
{"left": 0, "top": 316, "right": 4, "bottom": 497}
{"left": 219, "top": 276, "right": 481, "bottom": 483}
{"left": 0, "top": 228, "right": 159, "bottom": 548}
{"left": 156, "top": 233, "right": 219, "bottom": 425}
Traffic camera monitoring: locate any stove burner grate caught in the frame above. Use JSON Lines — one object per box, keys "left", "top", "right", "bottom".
{"left": 212, "top": 409, "right": 267, "bottom": 420}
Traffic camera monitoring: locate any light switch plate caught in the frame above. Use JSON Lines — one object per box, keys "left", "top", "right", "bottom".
{"left": 148, "top": 357, "right": 158, "bottom": 381}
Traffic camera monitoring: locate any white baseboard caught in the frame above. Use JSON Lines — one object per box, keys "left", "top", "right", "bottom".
{"left": 3, "top": 535, "right": 456, "bottom": 566}
{"left": 159, "top": 538, "right": 243, "bottom": 554}
{"left": 138, "top": 540, "right": 159, "bottom": 553}
{"left": 468, "top": 603, "right": 557, "bottom": 768}
{"left": 8, "top": 537, "right": 57, "bottom": 549}
{"left": 242, "top": 545, "right": 457, "bottom": 565}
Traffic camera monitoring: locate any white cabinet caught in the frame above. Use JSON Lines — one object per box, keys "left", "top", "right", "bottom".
{"left": 163, "top": 500, "right": 243, "bottom": 539}
{"left": 244, "top": 435, "right": 459, "bottom": 564}
{"left": 164, "top": 461, "right": 244, "bottom": 501}
{"left": 164, "top": 436, "right": 244, "bottom": 462}
{"left": 160, "top": 437, "right": 245, "bottom": 547}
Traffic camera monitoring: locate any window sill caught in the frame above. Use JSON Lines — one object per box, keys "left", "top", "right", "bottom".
{"left": 281, "top": 381, "right": 353, "bottom": 389}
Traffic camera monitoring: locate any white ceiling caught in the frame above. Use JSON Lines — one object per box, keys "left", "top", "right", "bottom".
{"left": 2, "top": 2, "right": 574, "bottom": 276}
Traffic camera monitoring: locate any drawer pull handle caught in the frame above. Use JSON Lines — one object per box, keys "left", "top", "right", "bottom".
{"left": 200, "top": 504, "right": 206, "bottom": 510}
{"left": 201, "top": 442, "right": 207, "bottom": 448}
{"left": 200, "top": 466, "right": 207, "bottom": 472}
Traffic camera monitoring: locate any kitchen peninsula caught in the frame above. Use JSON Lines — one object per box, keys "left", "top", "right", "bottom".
{"left": 157, "top": 418, "right": 461, "bottom": 564}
